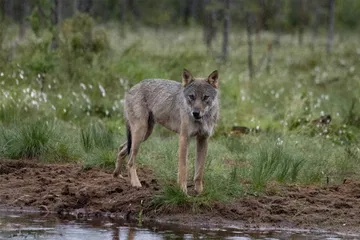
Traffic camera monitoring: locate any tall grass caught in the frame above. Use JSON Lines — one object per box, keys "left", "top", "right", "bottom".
{"left": 0, "top": 119, "right": 81, "bottom": 161}
{"left": 80, "top": 121, "right": 119, "bottom": 169}
{"left": 80, "top": 121, "right": 116, "bottom": 152}
{"left": 0, "top": 21, "right": 360, "bottom": 205}
{"left": 1, "top": 120, "right": 55, "bottom": 159}
{"left": 250, "top": 140, "right": 305, "bottom": 190}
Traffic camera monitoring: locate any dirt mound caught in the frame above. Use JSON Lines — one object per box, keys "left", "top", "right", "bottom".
{"left": 0, "top": 159, "right": 160, "bottom": 217}
{"left": 1, "top": 159, "right": 360, "bottom": 234}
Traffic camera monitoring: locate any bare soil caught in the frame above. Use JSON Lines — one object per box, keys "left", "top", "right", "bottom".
{"left": 1, "top": 159, "right": 360, "bottom": 234}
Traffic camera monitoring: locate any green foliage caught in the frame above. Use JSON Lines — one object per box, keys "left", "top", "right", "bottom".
{"left": 1, "top": 120, "right": 55, "bottom": 159}
{"left": 0, "top": 119, "right": 80, "bottom": 161}
{"left": 61, "top": 13, "right": 109, "bottom": 60}
{"left": 1, "top": 22, "right": 360, "bottom": 206}
{"left": 337, "top": 0, "right": 360, "bottom": 29}
{"left": 152, "top": 184, "right": 216, "bottom": 211}
{"left": 25, "top": 40, "right": 57, "bottom": 74}
{"left": 79, "top": 120, "right": 118, "bottom": 169}
{"left": 83, "top": 148, "right": 116, "bottom": 170}
{"left": 80, "top": 121, "right": 115, "bottom": 152}
{"left": 153, "top": 184, "right": 190, "bottom": 206}
{"left": 28, "top": 0, "right": 53, "bottom": 37}
{"left": 0, "top": 103, "right": 19, "bottom": 124}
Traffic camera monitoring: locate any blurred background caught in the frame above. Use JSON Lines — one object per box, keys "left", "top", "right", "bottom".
{"left": 0, "top": 0, "right": 360, "bottom": 190}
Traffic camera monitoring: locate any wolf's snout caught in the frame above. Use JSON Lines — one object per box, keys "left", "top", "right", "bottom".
{"left": 192, "top": 111, "right": 202, "bottom": 119}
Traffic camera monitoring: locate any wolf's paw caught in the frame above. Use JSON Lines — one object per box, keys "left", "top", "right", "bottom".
{"left": 194, "top": 181, "right": 203, "bottom": 195}
{"left": 131, "top": 178, "right": 142, "bottom": 188}
{"left": 179, "top": 184, "right": 188, "bottom": 195}
{"left": 113, "top": 171, "right": 125, "bottom": 179}
{"left": 112, "top": 171, "right": 119, "bottom": 178}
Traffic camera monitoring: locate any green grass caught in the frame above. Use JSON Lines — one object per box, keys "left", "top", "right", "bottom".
{"left": 250, "top": 138, "right": 305, "bottom": 190}
{"left": 80, "top": 121, "right": 116, "bottom": 152}
{"left": 0, "top": 119, "right": 82, "bottom": 161}
{"left": 1, "top": 120, "right": 55, "bottom": 159}
{"left": 1, "top": 16, "right": 360, "bottom": 207}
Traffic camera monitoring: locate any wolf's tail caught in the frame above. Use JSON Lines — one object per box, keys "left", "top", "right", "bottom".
{"left": 126, "top": 123, "right": 132, "bottom": 155}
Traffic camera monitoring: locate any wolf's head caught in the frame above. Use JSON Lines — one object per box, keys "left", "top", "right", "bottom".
{"left": 182, "top": 69, "right": 219, "bottom": 121}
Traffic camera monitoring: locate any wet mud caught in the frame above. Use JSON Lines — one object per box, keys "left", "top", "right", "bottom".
{"left": 1, "top": 159, "right": 360, "bottom": 234}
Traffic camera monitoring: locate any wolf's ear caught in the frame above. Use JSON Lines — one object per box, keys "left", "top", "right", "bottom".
{"left": 182, "top": 69, "right": 194, "bottom": 86}
{"left": 207, "top": 70, "right": 219, "bottom": 88}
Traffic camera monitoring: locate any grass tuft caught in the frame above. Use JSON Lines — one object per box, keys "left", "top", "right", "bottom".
{"left": 83, "top": 148, "right": 116, "bottom": 170}
{"left": 1, "top": 120, "right": 55, "bottom": 159}
{"left": 80, "top": 121, "right": 115, "bottom": 152}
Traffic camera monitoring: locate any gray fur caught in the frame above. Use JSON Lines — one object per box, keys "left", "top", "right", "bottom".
{"left": 125, "top": 79, "right": 219, "bottom": 136}
{"left": 113, "top": 70, "right": 220, "bottom": 194}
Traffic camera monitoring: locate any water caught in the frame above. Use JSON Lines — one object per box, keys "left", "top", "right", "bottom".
{"left": 0, "top": 211, "right": 356, "bottom": 240}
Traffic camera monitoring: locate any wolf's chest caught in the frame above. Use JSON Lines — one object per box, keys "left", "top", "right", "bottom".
{"left": 189, "top": 120, "right": 215, "bottom": 137}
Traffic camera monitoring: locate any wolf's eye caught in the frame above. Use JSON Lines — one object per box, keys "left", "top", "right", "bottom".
{"left": 203, "top": 95, "right": 209, "bottom": 101}
{"left": 188, "top": 95, "right": 195, "bottom": 101}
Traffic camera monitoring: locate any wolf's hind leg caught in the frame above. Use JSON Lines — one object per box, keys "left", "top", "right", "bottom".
{"left": 113, "top": 142, "right": 127, "bottom": 178}
{"left": 127, "top": 123, "right": 148, "bottom": 188}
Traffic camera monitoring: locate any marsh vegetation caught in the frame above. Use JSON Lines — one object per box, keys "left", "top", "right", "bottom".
{"left": 1, "top": 1, "right": 360, "bottom": 208}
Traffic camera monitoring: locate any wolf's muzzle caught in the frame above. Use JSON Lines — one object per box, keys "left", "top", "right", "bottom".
{"left": 192, "top": 111, "right": 202, "bottom": 120}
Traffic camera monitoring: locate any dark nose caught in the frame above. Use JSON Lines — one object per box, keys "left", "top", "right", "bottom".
{"left": 192, "top": 111, "right": 201, "bottom": 119}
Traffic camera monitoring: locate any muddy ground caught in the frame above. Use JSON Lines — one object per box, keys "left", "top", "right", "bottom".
{"left": 1, "top": 159, "right": 360, "bottom": 234}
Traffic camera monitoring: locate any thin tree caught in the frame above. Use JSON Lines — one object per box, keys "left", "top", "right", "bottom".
{"left": 246, "top": 11, "right": 254, "bottom": 80}
{"left": 274, "top": 0, "right": 282, "bottom": 46}
{"left": 326, "top": 0, "right": 335, "bottom": 54}
{"left": 50, "top": 0, "right": 60, "bottom": 49}
{"left": 191, "top": 0, "right": 198, "bottom": 23}
{"left": 221, "top": 0, "right": 230, "bottom": 61}
{"left": 78, "top": 0, "right": 93, "bottom": 13}
{"left": 0, "top": 0, "right": 4, "bottom": 21}
{"left": 19, "top": 0, "right": 30, "bottom": 40}
{"left": 311, "top": 1, "right": 320, "bottom": 50}
{"left": 203, "top": 0, "right": 216, "bottom": 51}
{"left": 57, "top": 0, "right": 62, "bottom": 25}
{"left": 128, "top": 0, "right": 140, "bottom": 29}
{"left": 183, "top": 0, "right": 192, "bottom": 25}
{"left": 73, "top": 0, "right": 78, "bottom": 15}
{"left": 119, "top": 0, "right": 127, "bottom": 37}
{"left": 4, "top": 0, "right": 13, "bottom": 20}
{"left": 128, "top": 0, "right": 140, "bottom": 21}
{"left": 298, "top": 0, "right": 308, "bottom": 46}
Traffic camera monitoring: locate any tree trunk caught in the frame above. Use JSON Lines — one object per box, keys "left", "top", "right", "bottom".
{"left": 128, "top": 0, "right": 140, "bottom": 21}
{"left": 298, "top": 26, "right": 304, "bottom": 45}
{"left": 246, "top": 12, "right": 254, "bottom": 80}
{"left": 73, "top": 0, "right": 78, "bottom": 15}
{"left": 298, "top": 0, "right": 307, "bottom": 46}
{"left": 221, "top": 0, "right": 230, "bottom": 61}
{"left": 78, "top": 0, "right": 93, "bottom": 13}
{"left": 4, "top": 0, "right": 13, "bottom": 20}
{"left": 256, "top": 0, "right": 265, "bottom": 42}
{"left": 326, "top": 0, "right": 335, "bottom": 54}
{"left": 203, "top": 0, "right": 216, "bottom": 51}
{"left": 19, "top": 0, "right": 30, "bottom": 40}
{"left": 183, "top": 0, "right": 191, "bottom": 25}
{"left": 0, "top": 0, "right": 5, "bottom": 21}
{"left": 50, "top": 0, "right": 60, "bottom": 49}
{"left": 311, "top": 3, "right": 320, "bottom": 50}
{"left": 57, "top": 0, "right": 62, "bottom": 26}
{"left": 191, "top": 0, "right": 198, "bottom": 23}
{"left": 274, "top": 0, "right": 282, "bottom": 46}
{"left": 119, "top": 0, "right": 127, "bottom": 37}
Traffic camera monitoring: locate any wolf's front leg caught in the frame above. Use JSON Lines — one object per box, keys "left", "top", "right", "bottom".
{"left": 194, "top": 136, "right": 208, "bottom": 194}
{"left": 178, "top": 127, "right": 189, "bottom": 194}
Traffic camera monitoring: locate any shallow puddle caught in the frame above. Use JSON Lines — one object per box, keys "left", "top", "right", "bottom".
{"left": 0, "top": 211, "right": 356, "bottom": 240}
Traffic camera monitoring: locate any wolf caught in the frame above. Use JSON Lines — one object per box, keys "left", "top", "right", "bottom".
{"left": 113, "top": 69, "right": 219, "bottom": 194}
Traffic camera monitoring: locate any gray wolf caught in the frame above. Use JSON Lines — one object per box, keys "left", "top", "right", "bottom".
{"left": 113, "top": 69, "right": 219, "bottom": 194}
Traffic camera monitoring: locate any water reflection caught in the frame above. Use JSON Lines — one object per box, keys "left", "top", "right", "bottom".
{"left": 0, "top": 211, "right": 356, "bottom": 240}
